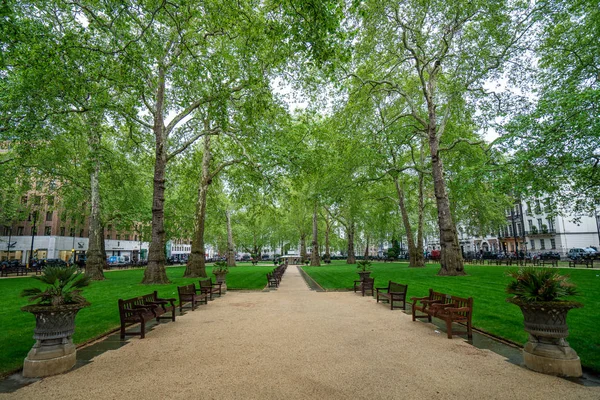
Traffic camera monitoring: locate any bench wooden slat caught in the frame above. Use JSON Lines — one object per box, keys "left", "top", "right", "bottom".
{"left": 118, "top": 291, "right": 176, "bottom": 339}
{"left": 376, "top": 281, "right": 408, "bottom": 310}
{"left": 410, "top": 288, "right": 473, "bottom": 339}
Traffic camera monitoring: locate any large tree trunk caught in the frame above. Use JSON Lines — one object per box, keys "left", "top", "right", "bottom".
{"left": 143, "top": 66, "right": 170, "bottom": 284}
{"left": 416, "top": 146, "right": 425, "bottom": 266}
{"left": 346, "top": 222, "right": 356, "bottom": 264}
{"left": 324, "top": 215, "right": 331, "bottom": 263}
{"left": 85, "top": 129, "right": 105, "bottom": 280}
{"left": 310, "top": 201, "right": 320, "bottom": 266}
{"left": 394, "top": 177, "right": 424, "bottom": 268}
{"left": 226, "top": 210, "right": 236, "bottom": 267}
{"left": 186, "top": 135, "right": 211, "bottom": 278}
{"left": 364, "top": 235, "right": 369, "bottom": 259}
{"left": 300, "top": 232, "right": 307, "bottom": 261}
{"left": 428, "top": 124, "right": 464, "bottom": 276}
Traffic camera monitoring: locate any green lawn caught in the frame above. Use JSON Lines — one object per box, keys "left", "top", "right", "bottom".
{"left": 303, "top": 261, "right": 600, "bottom": 373}
{"left": 0, "top": 265, "right": 273, "bottom": 377}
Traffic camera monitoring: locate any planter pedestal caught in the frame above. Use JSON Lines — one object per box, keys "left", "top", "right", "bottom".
{"left": 214, "top": 273, "right": 227, "bottom": 293}
{"left": 22, "top": 303, "right": 87, "bottom": 378}
{"left": 514, "top": 301, "right": 582, "bottom": 378}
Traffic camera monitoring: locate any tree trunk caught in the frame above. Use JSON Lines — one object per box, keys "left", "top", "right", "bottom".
{"left": 324, "top": 215, "right": 331, "bottom": 263}
{"left": 346, "top": 222, "right": 356, "bottom": 264}
{"left": 300, "top": 232, "right": 307, "bottom": 261}
{"left": 85, "top": 129, "right": 105, "bottom": 280}
{"left": 310, "top": 201, "right": 320, "bottom": 266}
{"left": 394, "top": 177, "right": 424, "bottom": 268}
{"left": 415, "top": 145, "right": 425, "bottom": 266}
{"left": 226, "top": 210, "right": 236, "bottom": 267}
{"left": 186, "top": 135, "right": 211, "bottom": 278}
{"left": 364, "top": 235, "right": 369, "bottom": 259}
{"left": 143, "top": 66, "right": 170, "bottom": 284}
{"left": 428, "top": 123, "right": 464, "bottom": 276}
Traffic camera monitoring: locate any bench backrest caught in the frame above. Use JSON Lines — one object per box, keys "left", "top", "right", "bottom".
{"left": 118, "top": 296, "right": 148, "bottom": 319}
{"left": 388, "top": 281, "right": 407, "bottom": 294}
{"left": 178, "top": 284, "right": 196, "bottom": 296}
{"left": 362, "top": 277, "right": 374, "bottom": 288}
{"left": 140, "top": 291, "right": 158, "bottom": 304}
{"left": 199, "top": 279, "right": 213, "bottom": 288}
{"left": 428, "top": 288, "right": 473, "bottom": 317}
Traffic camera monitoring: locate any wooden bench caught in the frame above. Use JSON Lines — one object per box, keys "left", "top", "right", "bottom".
{"left": 353, "top": 277, "right": 375, "bottom": 297}
{"left": 118, "top": 291, "right": 176, "bottom": 339}
{"left": 410, "top": 289, "right": 473, "bottom": 339}
{"left": 177, "top": 284, "right": 208, "bottom": 312}
{"left": 376, "top": 281, "right": 408, "bottom": 310}
{"left": 267, "top": 272, "right": 279, "bottom": 287}
{"left": 569, "top": 259, "right": 594, "bottom": 268}
{"left": 199, "top": 278, "right": 222, "bottom": 300}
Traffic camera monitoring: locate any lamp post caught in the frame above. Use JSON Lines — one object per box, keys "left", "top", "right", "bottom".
{"left": 72, "top": 233, "right": 76, "bottom": 265}
{"left": 28, "top": 212, "right": 37, "bottom": 269}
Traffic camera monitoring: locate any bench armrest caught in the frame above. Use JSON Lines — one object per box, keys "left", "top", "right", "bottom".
{"left": 376, "top": 287, "right": 388, "bottom": 293}
{"left": 389, "top": 291, "right": 406, "bottom": 295}
{"left": 146, "top": 300, "right": 167, "bottom": 305}
{"left": 419, "top": 299, "right": 442, "bottom": 306}
{"left": 410, "top": 296, "right": 430, "bottom": 302}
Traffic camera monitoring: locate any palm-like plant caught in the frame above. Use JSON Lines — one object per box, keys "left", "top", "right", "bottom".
{"left": 356, "top": 259, "right": 372, "bottom": 271}
{"left": 21, "top": 266, "right": 91, "bottom": 306}
{"left": 212, "top": 261, "right": 229, "bottom": 274}
{"left": 506, "top": 268, "right": 577, "bottom": 303}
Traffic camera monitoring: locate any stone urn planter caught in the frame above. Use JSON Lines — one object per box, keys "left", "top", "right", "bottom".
{"left": 505, "top": 267, "right": 583, "bottom": 378}
{"left": 357, "top": 271, "right": 371, "bottom": 281}
{"left": 20, "top": 265, "right": 91, "bottom": 378}
{"left": 510, "top": 300, "right": 582, "bottom": 377}
{"left": 213, "top": 271, "right": 228, "bottom": 293}
{"left": 22, "top": 302, "right": 89, "bottom": 378}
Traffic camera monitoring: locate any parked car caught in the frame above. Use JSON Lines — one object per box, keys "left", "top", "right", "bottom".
{"left": 539, "top": 252, "right": 561, "bottom": 260}
{"left": 584, "top": 247, "right": 599, "bottom": 259}
{"left": 43, "top": 258, "right": 68, "bottom": 267}
{"left": 567, "top": 248, "right": 589, "bottom": 260}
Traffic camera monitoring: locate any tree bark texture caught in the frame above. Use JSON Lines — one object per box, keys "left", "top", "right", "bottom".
{"left": 186, "top": 135, "right": 211, "bottom": 278}
{"left": 428, "top": 128, "right": 464, "bottom": 276}
{"left": 143, "top": 66, "right": 170, "bottom": 284}
{"left": 394, "top": 178, "right": 424, "bottom": 268}
{"left": 346, "top": 222, "right": 356, "bottom": 264}
{"left": 324, "top": 215, "right": 331, "bottom": 263}
{"left": 310, "top": 201, "right": 320, "bottom": 266}
{"left": 85, "top": 130, "right": 105, "bottom": 280}
{"left": 226, "top": 210, "right": 236, "bottom": 267}
{"left": 364, "top": 236, "right": 369, "bottom": 259}
{"left": 300, "top": 233, "right": 307, "bottom": 261}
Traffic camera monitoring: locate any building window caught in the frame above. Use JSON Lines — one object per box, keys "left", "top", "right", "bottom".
{"left": 508, "top": 225, "right": 513, "bottom": 237}
{"left": 134, "top": 235, "right": 138, "bottom": 241}
{"left": 17, "top": 227, "right": 24, "bottom": 235}
{"left": 116, "top": 234, "right": 121, "bottom": 240}
{"left": 3, "top": 226, "right": 9, "bottom": 235}
{"left": 79, "top": 229, "right": 84, "bottom": 237}
{"left": 537, "top": 218, "right": 543, "bottom": 230}
{"left": 535, "top": 200, "right": 542, "bottom": 214}
{"left": 528, "top": 220, "right": 533, "bottom": 230}
{"left": 70, "top": 227, "right": 75, "bottom": 237}
{"left": 60, "top": 227, "right": 65, "bottom": 236}
{"left": 548, "top": 218, "right": 555, "bottom": 232}
{"left": 33, "top": 196, "right": 41, "bottom": 206}
{"left": 108, "top": 224, "right": 112, "bottom": 231}
{"left": 106, "top": 234, "right": 111, "bottom": 240}
{"left": 540, "top": 239, "right": 545, "bottom": 250}
{"left": 530, "top": 240, "right": 535, "bottom": 249}
{"left": 125, "top": 234, "right": 129, "bottom": 240}
{"left": 46, "top": 211, "right": 53, "bottom": 221}
{"left": 44, "top": 226, "right": 51, "bottom": 236}
{"left": 550, "top": 238, "right": 556, "bottom": 249}
{"left": 516, "top": 223, "right": 522, "bottom": 237}
{"left": 47, "top": 196, "right": 55, "bottom": 207}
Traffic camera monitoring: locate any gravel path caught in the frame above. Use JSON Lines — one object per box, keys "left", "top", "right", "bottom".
{"left": 3, "top": 266, "right": 598, "bottom": 400}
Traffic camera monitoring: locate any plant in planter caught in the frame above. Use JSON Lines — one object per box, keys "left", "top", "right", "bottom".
{"left": 20, "top": 266, "right": 91, "bottom": 378}
{"left": 540, "top": 224, "right": 548, "bottom": 234}
{"left": 506, "top": 268, "right": 583, "bottom": 377}
{"left": 530, "top": 225, "right": 538, "bottom": 234}
{"left": 212, "top": 261, "right": 229, "bottom": 292}
{"left": 356, "top": 259, "right": 372, "bottom": 280}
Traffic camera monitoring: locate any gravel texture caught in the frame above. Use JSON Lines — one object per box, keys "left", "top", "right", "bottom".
{"left": 3, "top": 266, "right": 599, "bottom": 400}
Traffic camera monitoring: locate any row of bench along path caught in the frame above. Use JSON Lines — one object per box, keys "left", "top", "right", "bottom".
{"left": 2, "top": 266, "right": 598, "bottom": 399}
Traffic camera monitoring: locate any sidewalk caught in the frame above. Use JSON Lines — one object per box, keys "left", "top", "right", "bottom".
{"left": 1, "top": 266, "right": 598, "bottom": 399}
